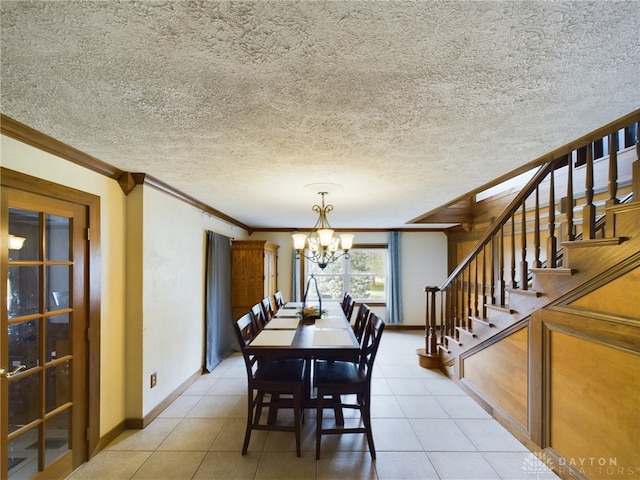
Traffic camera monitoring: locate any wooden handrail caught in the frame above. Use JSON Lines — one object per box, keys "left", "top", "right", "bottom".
{"left": 441, "top": 161, "right": 554, "bottom": 288}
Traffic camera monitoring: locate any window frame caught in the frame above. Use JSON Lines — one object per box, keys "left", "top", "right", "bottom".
{"left": 301, "top": 243, "right": 388, "bottom": 305}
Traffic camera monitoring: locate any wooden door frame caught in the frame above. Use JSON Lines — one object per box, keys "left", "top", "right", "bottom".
{"left": 1, "top": 167, "right": 101, "bottom": 463}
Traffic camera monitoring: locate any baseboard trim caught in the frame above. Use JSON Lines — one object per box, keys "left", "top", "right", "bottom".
{"left": 92, "top": 420, "right": 126, "bottom": 458}
{"left": 385, "top": 324, "right": 424, "bottom": 330}
{"left": 124, "top": 368, "right": 203, "bottom": 430}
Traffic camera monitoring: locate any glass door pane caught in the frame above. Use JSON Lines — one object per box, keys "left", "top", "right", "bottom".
{"left": 4, "top": 203, "right": 75, "bottom": 479}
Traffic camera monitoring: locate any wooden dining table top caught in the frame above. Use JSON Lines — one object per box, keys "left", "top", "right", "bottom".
{"left": 245, "top": 301, "right": 359, "bottom": 358}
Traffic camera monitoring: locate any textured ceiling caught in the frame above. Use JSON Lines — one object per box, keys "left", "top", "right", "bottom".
{"left": 1, "top": 1, "right": 639, "bottom": 230}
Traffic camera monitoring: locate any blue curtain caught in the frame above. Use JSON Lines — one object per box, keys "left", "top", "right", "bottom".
{"left": 386, "top": 231, "right": 403, "bottom": 324}
{"left": 204, "top": 231, "right": 238, "bottom": 373}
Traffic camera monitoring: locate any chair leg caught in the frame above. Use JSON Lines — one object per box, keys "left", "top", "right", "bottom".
{"left": 267, "top": 393, "right": 280, "bottom": 425}
{"left": 332, "top": 394, "right": 344, "bottom": 426}
{"left": 293, "top": 387, "right": 302, "bottom": 457}
{"left": 316, "top": 391, "right": 324, "bottom": 460}
{"left": 254, "top": 392, "right": 265, "bottom": 426}
{"left": 361, "top": 396, "right": 376, "bottom": 459}
{"left": 242, "top": 391, "right": 255, "bottom": 455}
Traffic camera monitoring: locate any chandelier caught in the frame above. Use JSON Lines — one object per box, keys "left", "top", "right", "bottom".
{"left": 292, "top": 192, "right": 354, "bottom": 270}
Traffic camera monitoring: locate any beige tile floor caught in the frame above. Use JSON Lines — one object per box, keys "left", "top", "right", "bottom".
{"left": 67, "top": 331, "right": 560, "bottom": 480}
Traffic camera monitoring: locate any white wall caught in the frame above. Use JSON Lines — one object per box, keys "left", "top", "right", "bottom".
{"left": 251, "top": 230, "right": 448, "bottom": 326}
{"left": 138, "top": 186, "right": 247, "bottom": 416}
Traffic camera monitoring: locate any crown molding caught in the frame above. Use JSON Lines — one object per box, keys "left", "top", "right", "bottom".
{"left": 1, "top": 114, "right": 250, "bottom": 232}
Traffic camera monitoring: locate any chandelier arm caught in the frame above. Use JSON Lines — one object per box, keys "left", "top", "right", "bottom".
{"left": 294, "top": 249, "right": 350, "bottom": 268}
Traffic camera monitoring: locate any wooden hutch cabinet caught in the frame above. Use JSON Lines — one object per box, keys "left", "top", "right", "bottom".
{"left": 231, "top": 240, "right": 278, "bottom": 321}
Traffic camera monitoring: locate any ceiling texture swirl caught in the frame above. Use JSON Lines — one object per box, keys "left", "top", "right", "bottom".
{"left": 1, "top": 1, "right": 639, "bottom": 230}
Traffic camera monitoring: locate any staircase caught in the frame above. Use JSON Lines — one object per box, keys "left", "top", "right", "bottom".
{"left": 419, "top": 114, "right": 639, "bottom": 366}
{"left": 418, "top": 112, "right": 640, "bottom": 479}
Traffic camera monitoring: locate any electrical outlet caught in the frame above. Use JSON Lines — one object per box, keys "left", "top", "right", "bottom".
{"left": 150, "top": 372, "right": 157, "bottom": 388}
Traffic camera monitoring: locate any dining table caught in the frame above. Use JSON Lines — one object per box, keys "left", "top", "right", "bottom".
{"left": 244, "top": 300, "right": 360, "bottom": 409}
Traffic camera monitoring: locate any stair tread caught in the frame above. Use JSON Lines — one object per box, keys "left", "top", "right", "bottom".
{"left": 530, "top": 267, "right": 575, "bottom": 275}
{"left": 469, "top": 315, "right": 495, "bottom": 327}
{"left": 444, "top": 334, "right": 462, "bottom": 346}
{"left": 485, "top": 304, "right": 516, "bottom": 314}
{"left": 455, "top": 326, "right": 477, "bottom": 337}
{"left": 561, "top": 237, "right": 627, "bottom": 248}
{"left": 506, "top": 287, "right": 543, "bottom": 297}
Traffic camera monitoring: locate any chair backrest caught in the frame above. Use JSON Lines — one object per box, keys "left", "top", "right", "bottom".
{"left": 274, "top": 291, "right": 285, "bottom": 309}
{"left": 234, "top": 312, "right": 255, "bottom": 349}
{"left": 341, "top": 292, "right": 351, "bottom": 311}
{"left": 261, "top": 296, "right": 274, "bottom": 321}
{"left": 353, "top": 303, "right": 370, "bottom": 342}
{"left": 251, "top": 303, "right": 267, "bottom": 331}
{"left": 344, "top": 297, "right": 356, "bottom": 321}
{"left": 234, "top": 312, "right": 260, "bottom": 381}
{"left": 358, "top": 313, "right": 385, "bottom": 379}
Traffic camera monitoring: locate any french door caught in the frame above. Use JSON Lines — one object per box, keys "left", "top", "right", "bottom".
{"left": 1, "top": 187, "right": 88, "bottom": 479}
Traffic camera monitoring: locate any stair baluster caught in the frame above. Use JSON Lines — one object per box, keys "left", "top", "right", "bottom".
{"left": 547, "top": 167, "right": 557, "bottom": 268}
{"left": 465, "top": 264, "right": 471, "bottom": 332}
{"left": 481, "top": 242, "right": 488, "bottom": 320}
{"left": 534, "top": 186, "right": 541, "bottom": 268}
{"left": 497, "top": 224, "right": 506, "bottom": 306}
{"left": 566, "top": 154, "right": 575, "bottom": 243}
{"left": 520, "top": 199, "right": 528, "bottom": 290}
{"left": 473, "top": 254, "right": 479, "bottom": 322}
{"left": 583, "top": 142, "right": 596, "bottom": 239}
{"left": 510, "top": 216, "right": 517, "bottom": 288}
{"left": 489, "top": 235, "right": 496, "bottom": 308}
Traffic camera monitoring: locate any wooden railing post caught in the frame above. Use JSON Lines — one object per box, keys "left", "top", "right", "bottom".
{"left": 473, "top": 255, "right": 479, "bottom": 321}
{"left": 510, "top": 216, "right": 517, "bottom": 287}
{"left": 566, "top": 154, "right": 575, "bottom": 242}
{"left": 481, "top": 243, "right": 488, "bottom": 319}
{"left": 497, "top": 224, "right": 506, "bottom": 305}
{"left": 605, "top": 132, "right": 620, "bottom": 238}
{"left": 489, "top": 235, "right": 496, "bottom": 307}
{"left": 633, "top": 126, "right": 640, "bottom": 203}
{"left": 583, "top": 142, "right": 596, "bottom": 239}
{"left": 534, "top": 186, "right": 541, "bottom": 268}
{"left": 520, "top": 200, "right": 528, "bottom": 290}
{"left": 418, "top": 286, "right": 441, "bottom": 369}
{"left": 465, "top": 265, "right": 471, "bottom": 332}
{"left": 547, "top": 168, "right": 557, "bottom": 268}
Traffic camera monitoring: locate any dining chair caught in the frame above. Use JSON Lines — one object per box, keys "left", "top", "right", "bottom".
{"left": 343, "top": 296, "right": 356, "bottom": 321}
{"left": 274, "top": 291, "right": 285, "bottom": 309}
{"left": 234, "top": 313, "right": 306, "bottom": 457}
{"left": 341, "top": 291, "right": 351, "bottom": 312}
{"left": 251, "top": 303, "right": 267, "bottom": 331}
{"left": 313, "top": 313, "right": 385, "bottom": 460}
{"left": 352, "top": 303, "right": 370, "bottom": 342}
{"left": 261, "top": 296, "right": 275, "bottom": 322}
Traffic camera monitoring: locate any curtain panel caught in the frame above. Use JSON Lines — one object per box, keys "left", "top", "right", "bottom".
{"left": 204, "top": 230, "right": 238, "bottom": 373}
{"left": 386, "top": 231, "right": 403, "bottom": 324}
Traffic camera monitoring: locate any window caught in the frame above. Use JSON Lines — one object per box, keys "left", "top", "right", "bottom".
{"left": 304, "top": 246, "right": 387, "bottom": 303}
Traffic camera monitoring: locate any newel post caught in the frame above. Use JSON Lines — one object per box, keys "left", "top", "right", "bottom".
{"left": 417, "top": 286, "right": 441, "bottom": 369}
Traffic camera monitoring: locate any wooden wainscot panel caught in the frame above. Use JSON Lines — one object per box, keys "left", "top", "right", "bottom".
{"left": 462, "top": 326, "right": 529, "bottom": 428}
{"left": 569, "top": 266, "right": 640, "bottom": 319}
{"left": 542, "top": 308, "right": 640, "bottom": 479}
